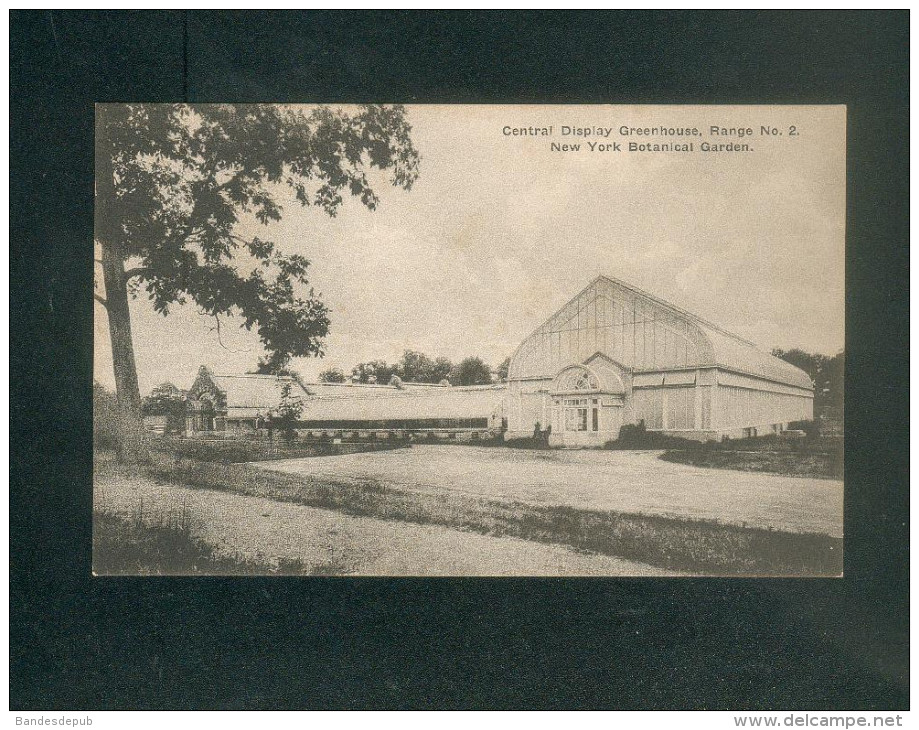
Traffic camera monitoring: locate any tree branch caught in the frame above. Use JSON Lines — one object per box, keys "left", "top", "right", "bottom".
{"left": 172, "top": 223, "right": 206, "bottom": 244}
{"left": 212, "top": 170, "right": 255, "bottom": 198}
{"left": 94, "top": 294, "right": 107, "bottom": 307}
{"left": 124, "top": 267, "right": 149, "bottom": 280}
{"left": 203, "top": 312, "right": 249, "bottom": 354}
{"left": 229, "top": 233, "right": 261, "bottom": 250}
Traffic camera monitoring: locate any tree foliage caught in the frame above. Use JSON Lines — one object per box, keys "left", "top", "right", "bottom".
{"left": 431, "top": 357, "right": 454, "bottom": 384}
{"left": 349, "top": 350, "right": 496, "bottom": 386}
{"left": 317, "top": 367, "right": 347, "bottom": 383}
{"left": 495, "top": 356, "right": 511, "bottom": 382}
{"left": 448, "top": 357, "right": 494, "bottom": 386}
{"left": 141, "top": 382, "right": 187, "bottom": 433}
{"left": 273, "top": 382, "right": 304, "bottom": 443}
{"left": 351, "top": 360, "right": 397, "bottom": 384}
{"left": 250, "top": 358, "right": 294, "bottom": 376}
{"left": 396, "top": 350, "right": 452, "bottom": 383}
{"left": 95, "top": 103, "right": 421, "bottom": 401}
{"left": 772, "top": 348, "right": 844, "bottom": 415}
{"left": 350, "top": 351, "right": 450, "bottom": 384}
{"left": 93, "top": 381, "right": 123, "bottom": 450}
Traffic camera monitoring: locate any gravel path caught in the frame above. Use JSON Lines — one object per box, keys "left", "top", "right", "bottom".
{"left": 94, "top": 470, "right": 679, "bottom": 577}
{"left": 260, "top": 445, "right": 844, "bottom": 537}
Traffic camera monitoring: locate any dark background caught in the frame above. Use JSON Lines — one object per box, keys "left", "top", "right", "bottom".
{"left": 10, "top": 11, "right": 908, "bottom": 709}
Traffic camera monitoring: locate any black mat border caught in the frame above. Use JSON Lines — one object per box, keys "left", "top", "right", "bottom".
{"left": 10, "top": 10, "right": 909, "bottom": 710}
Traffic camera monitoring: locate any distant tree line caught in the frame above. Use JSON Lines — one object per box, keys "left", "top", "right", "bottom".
{"left": 772, "top": 348, "right": 844, "bottom": 416}
{"left": 319, "top": 351, "right": 512, "bottom": 387}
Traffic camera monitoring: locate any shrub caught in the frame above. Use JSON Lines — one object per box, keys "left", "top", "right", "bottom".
{"left": 606, "top": 422, "right": 694, "bottom": 450}
{"left": 789, "top": 419, "right": 821, "bottom": 440}
{"left": 93, "top": 381, "right": 150, "bottom": 458}
{"left": 141, "top": 382, "right": 187, "bottom": 434}
{"left": 616, "top": 421, "right": 647, "bottom": 444}
{"left": 274, "top": 383, "right": 303, "bottom": 444}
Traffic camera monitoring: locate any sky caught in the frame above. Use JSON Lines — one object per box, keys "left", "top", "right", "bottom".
{"left": 94, "top": 104, "right": 846, "bottom": 395}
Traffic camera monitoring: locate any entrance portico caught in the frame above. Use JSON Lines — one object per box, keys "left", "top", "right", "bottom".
{"left": 548, "top": 358, "right": 627, "bottom": 447}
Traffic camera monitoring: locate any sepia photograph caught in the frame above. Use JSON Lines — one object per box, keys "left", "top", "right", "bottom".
{"left": 92, "top": 103, "right": 845, "bottom": 577}
{"left": 14, "top": 9, "right": 909, "bottom": 715}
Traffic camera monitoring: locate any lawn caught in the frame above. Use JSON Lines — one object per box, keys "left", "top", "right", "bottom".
{"left": 129, "top": 447, "right": 842, "bottom": 576}
{"left": 260, "top": 445, "right": 843, "bottom": 538}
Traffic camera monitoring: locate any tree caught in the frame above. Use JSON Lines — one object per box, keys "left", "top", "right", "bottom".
{"left": 94, "top": 380, "right": 148, "bottom": 455}
{"left": 495, "top": 356, "right": 511, "bottom": 382}
{"left": 449, "top": 356, "right": 494, "bottom": 386}
{"left": 349, "top": 351, "right": 504, "bottom": 385}
{"left": 773, "top": 347, "right": 844, "bottom": 416}
{"left": 93, "top": 381, "right": 123, "bottom": 450}
{"left": 273, "top": 382, "right": 304, "bottom": 444}
{"left": 250, "top": 357, "right": 295, "bottom": 376}
{"left": 95, "top": 104, "right": 420, "bottom": 414}
{"left": 824, "top": 350, "right": 844, "bottom": 415}
{"left": 431, "top": 356, "right": 454, "bottom": 383}
{"left": 318, "top": 367, "right": 346, "bottom": 383}
{"left": 351, "top": 360, "right": 396, "bottom": 384}
{"left": 351, "top": 351, "right": 457, "bottom": 384}
{"left": 391, "top": 351, "right": 454, "bottom": 383}
{"left": 397, "top": 350, "right": 439, "bottom": 382}
{"left": 771, "top": 348, "right": 827, "bottom": 384}
{"left": 141, "top": 381, "right": 187, "bottom": 434}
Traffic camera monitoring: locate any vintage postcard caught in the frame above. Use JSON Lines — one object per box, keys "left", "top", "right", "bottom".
{"left": 93, "top": 104, "right": 845, "bottom": 577}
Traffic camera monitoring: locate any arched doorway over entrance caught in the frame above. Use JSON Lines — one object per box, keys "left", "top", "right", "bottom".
{"left": 549, "top": 362, "right": 626, "bottom": 447}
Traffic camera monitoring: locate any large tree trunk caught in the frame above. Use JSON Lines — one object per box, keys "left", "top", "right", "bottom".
{"left": 99, "top": 239, "right": 141, "bottom": 414}
{"left": 95, "top": 110, "right": 142, "bottom": 416}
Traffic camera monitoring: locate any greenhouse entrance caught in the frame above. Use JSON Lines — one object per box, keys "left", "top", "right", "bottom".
{"left": 548, "top": 363, "right": 625, "bottom": 448}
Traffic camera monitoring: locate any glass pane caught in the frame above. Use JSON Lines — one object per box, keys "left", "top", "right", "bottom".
{"left": 565, "top": 408, "right": 578, "bottom": 432}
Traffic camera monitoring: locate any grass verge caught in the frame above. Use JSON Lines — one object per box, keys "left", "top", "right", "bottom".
{"left": 92, "top": 508, "right": 334, "bottom": 576}
{"left": 150, "top": 436, "right": 406, "bottom": 463}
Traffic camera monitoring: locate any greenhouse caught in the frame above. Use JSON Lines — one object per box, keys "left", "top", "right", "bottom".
{"left": 185, "top": 275, "right": 813, "bottom": 447}
{"left": 505, "top": 275, "right": 814, "bottom": 447}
